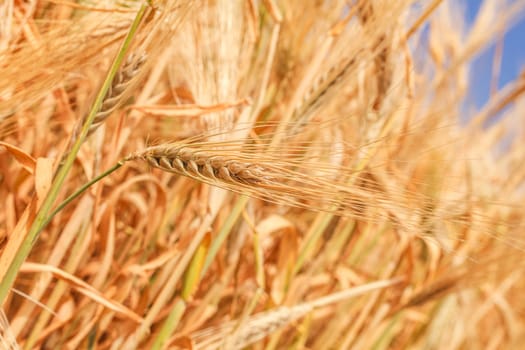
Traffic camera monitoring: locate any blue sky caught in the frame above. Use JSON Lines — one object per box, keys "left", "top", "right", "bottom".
{"left": 465, "top": 0, "right": 525, "bottom": 108}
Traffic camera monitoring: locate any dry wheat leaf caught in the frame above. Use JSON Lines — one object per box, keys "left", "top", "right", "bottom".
{"left": 124, "top": 247, "right": 180, "bottom": 277}
{"left": 132, "top": 99, "right": 249, "bottom": 117}
{"left": 0, "top": 141, "right": 36, "bottom": 174}
{"left": 0, "top": 198, "right": 36, "bottom": 287}
{"left": 255, "top": 214, "right": 296, "bottom": 237}
{"left": 35, "top": 157, "right": 53, "bottom": 208}
{"left": 20, "top": 262, "right": 143, "bottom": 323}
{"left": 169, "top": 335, "right": 195, "bottom": 349}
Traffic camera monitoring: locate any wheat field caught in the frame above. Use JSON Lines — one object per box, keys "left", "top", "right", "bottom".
{"left": 0, "top": 0, "right": 525, "bottom": 349}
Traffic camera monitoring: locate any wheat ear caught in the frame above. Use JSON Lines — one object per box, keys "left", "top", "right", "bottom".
{"left": 288, "top": 55, "right": 359, "bottom": 135}
{"left": 127, "top": 144, "right": 276, "bottom": 187}
{"left": 67, "top": 52, "right": 146, "bottom": 149}
{"left": 60, "top": 53, "right": 145, "bottom": 168}
{"left": 191, "top": 278, "right": 402, "bottom": 350}
{"left": 86, "top": 53, "right": 146, "bottom": 136}
{"left": 55, "top": 53, "right": 146, "bottom": 174}
{"left": 125, "top": 143, "right": 446, "bottom": 229}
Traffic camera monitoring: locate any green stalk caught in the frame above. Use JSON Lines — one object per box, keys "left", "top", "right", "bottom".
{"left": 202, "top": 195, "right": 250, "bottom": 276}
{"left": 43, "top": 161, "right": 125, "bottom": 229}
{"left": 150, "top": 299, "right": 187, "bottom": 350}
{"left": 0, "top": 4, "right": 150, "bottom": 304}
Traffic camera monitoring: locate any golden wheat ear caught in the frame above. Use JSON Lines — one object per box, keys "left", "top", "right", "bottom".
{"left": 124, "top": 139, "right": 417, "bottom": 226}
{"left": 134, "top": 144, "right": 273, "bottom": 186}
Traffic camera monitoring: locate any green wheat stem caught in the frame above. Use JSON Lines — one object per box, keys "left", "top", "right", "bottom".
{"left": 0, "top": 3, "right": 150, "bottom": 305}
{"left": 150, "top": 299, "right": 187, "bottom": 350}
{"left": 43, "top": 161, "right": 125, "bottom": 229}
{"left": 202, "top": 195, "right": 250, "bottom": 276}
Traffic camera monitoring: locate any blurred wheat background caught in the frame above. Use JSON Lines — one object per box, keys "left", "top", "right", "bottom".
{"left": 0, "top": 0, "right": 525, "bottom": 349}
